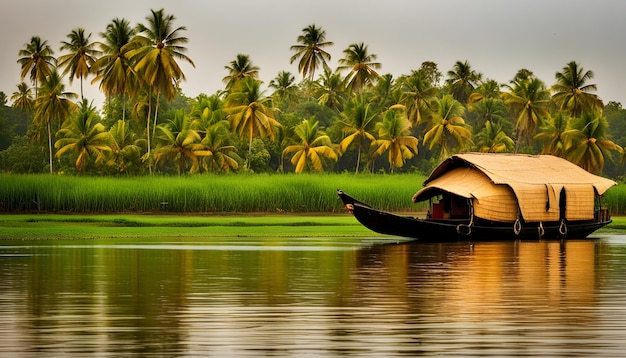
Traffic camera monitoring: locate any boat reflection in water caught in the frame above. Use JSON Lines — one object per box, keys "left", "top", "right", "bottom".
{"left": 355, "top": 240, "right": 599, "bottom": 311}
{"left": 347, "top": 238, "right": 622, "bottom": 357}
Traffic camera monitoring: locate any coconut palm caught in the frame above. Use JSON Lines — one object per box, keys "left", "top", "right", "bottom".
{"left": 269, "top": 70, "right": 298, "bottom": 107}
{"left": 315, "top": 68, "right": 347, "bottom": 111}
{"left": 190, "top": 93, "right": 226, "bottom": 130}
{"left": 338, "top": 94, "right": 379, "bottom": 173}
{"left": 222, "top": 54, "right": 259, "bottom": 90}
{"left": 58, "top": 28, "right": 101, "bottom": 100}
{"left": 107, "top": 119, "right": 146, "bottom": 174}
{"left": 128, "top": 8, "right": 195, "bottom": 170}
{"left": 423, "top": 95, "right": 473, "bottom": 160}
{"left": 398, "top": 71, "right": 437, "bottom": 127}
{"left": 445, "top": 60, "right": 481, "bottom": 103}
{"left": 468, "top": 97, "right": 510, "bottom": 132}
{"left": 283, "top": 118, "right": 337, "bottom": 173}
{"left": 337, "top": 42, "right": 381, "bottom": 93}
{"left": 224, "top": 77, "right": 280, "bottom": 168}
{"left": 467, "top": 79, "right": 502, "bottom": 104}
{"left": 55, "top": 99, "right": 111, "bottom": 173}
{"left": 371, "top": 73, "right": 400, "bottom": 110}
{"left": 475, "top": 120, "right": 514, "bottom": 153}
{"left": 200, "top": 121, "right": 240, "bottom": 173}
{"left": 17, "top": 36, "right": 56, "bottom": 98}
{"left": 371, "top": 108, "right": 418, "bottom": 173}
{"left": 11, "top": 82, "right": 34, "bottom": 113}
{"left": 92, "top": 18, "right": 137, "bottom": 120}
{"left": 33, "top": 69, "right": 78, "bottom": 173}
{"left": 534, "top": 112, "right": 570, "bottom": 157}
{"left": 552, "top": 61, "right": 603, "bottom": 117}
{"left": 153, "top": 111, "right": 209, "bottom": 174}
{"left": 289, "top": 24, "right": 333, "bottom": 81}
{"left": 563, "top": 111, "right": 622, "bottom": 174}
{"left": 501, "top": 77, "right": 551, "bottom": 152}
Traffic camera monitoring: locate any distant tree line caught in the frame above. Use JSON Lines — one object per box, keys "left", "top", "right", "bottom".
{"left": 2, "top": 9, "right": 626, "bottom": 178}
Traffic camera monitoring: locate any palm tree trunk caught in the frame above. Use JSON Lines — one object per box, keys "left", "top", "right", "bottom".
{"left": 247, "top": 134, "right": 253, "bottom": 170}
{"left": 47, "top": 121, "right": 53, "bottom": 174}
{"left": 153, "top": 92, "right": 160, "bottom": 141}
{"left": 146, "top": 91, "right": 152, "bottom": 174}
{"left": 355, "top": 144, "right": 361, "bottom": 174}
{"left": 122, "top": 93, "right": 126, "bottom": 121}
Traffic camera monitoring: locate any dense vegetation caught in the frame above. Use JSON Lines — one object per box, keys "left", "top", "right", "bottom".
{"left": 2, "top": 8, "right": 626, "bottom": 180}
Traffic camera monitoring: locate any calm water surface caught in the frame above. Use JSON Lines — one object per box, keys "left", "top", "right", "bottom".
{"left": 1, "top": 235, "right": 626, "bottom": 357}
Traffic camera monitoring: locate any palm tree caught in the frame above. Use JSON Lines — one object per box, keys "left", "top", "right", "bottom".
{"left": 337, "top": 42, "right": 381, "bottom": 93}
{"left": 467, "top": 79, "right": 502, "bottom": 104}
{"left": 534, "top": 112, "right": 570, "bottom": 156}
{"left": 398, "top": 71, "right": 437, "bottom": 127}
{"left": 190, "top": 93, "right": 226, "bottom": 130}
{"left": 314, "top": 68, "right": 347, "bottom": 111}
{"left": 283, "top": 118, "right": 337, "bottom": 173}
{"left": 200, "top": 121, "right": 240, "bottom": 173}
{"left": 371, "top": 73, "right": 399, "bottom": 110}
{"left": 128, "top": 8, "right": 195, "bottom": 171}
{"left": 33, "top": 69, "right": 78, "bottom": 173}
{"left": 107, "top": 119, "right": 146, "bottom": 174}
{"left": 371, "top": 108, "right": 418, "bottom": 173}
{"left": 269, "top": 70, "right": 298, "bottom": 107}
{"left": 445, "top": 60, "right": 481, "bottom": 103}
{"left": 423, "top": 95, "right": 473, "bottom": 160}
{"left": 475, "top": 120, "right": 514, "bottom": 153}
{"left": 58, "top": 28, "right": 101, "bottom": 100}
{"left": 501, "top": 77, "right": 551, "bottom": 152}
{"left": 338, "top": 94, "right": 379, "bottom": 173}
{"left": 92, "top": 18, "right": 137, "bottom": 120}
{"left": 224, "top": 77, "right": 280, "bottom": 167}
{"left": 468, "top": 97, "right": 510, "bottom": 132}
{"left": 222, "top": 54, "right": 259, "bottom": 90}
{"left": 11, "top": 82, "right": 34, "bottom": 113}
{"left": 552, "top": 61, "right": 603, "bottom": 117}
{"left": 153, "top": 111, "right": 209, "bottom": 174}
{"left": 55, "top": 99, "right": 111, "bottom": 173}
{"left": 563, "top": 111, "right": 622, "bottom": 174}
{"left": 289, "top": 24, "right": 333, "bottom": 81}
{"left": 17, "top": 36, "right": 56, "bottom": 98}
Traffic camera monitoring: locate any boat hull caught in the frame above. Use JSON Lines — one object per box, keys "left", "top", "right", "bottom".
{"left": 338, "top": 190, "right": 610, "bottom": 241}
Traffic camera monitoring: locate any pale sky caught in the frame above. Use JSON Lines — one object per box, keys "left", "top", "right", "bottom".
{"left": 2, "top": 0, "right": 625, "bottom": 108}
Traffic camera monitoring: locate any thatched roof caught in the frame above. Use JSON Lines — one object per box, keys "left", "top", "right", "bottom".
{"left": 413, "top": 153, "right": 616, "bottom": 222}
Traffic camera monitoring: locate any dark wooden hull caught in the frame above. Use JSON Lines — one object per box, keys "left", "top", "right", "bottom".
{"left": 338, "top": 190, "right": 610, "bottom": 241}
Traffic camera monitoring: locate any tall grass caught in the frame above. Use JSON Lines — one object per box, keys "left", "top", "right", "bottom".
{"left": 3, "top": 173, "right": 624, "bottom": 215}
{"left": 0, "top": 173, "right": 428, "bottom": 213}
{"left": 603, "top": 184, "right": 626, "bottom": 215}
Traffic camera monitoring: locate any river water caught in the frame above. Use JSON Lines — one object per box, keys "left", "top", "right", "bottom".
{"left": 1, "top": 235, "right": 625, "bottom": 357}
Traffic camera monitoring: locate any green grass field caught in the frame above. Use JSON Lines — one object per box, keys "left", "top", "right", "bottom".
{"left": 0, "top": 213, "right": 377, "bottom": 240}
{"left": 0, "top": 213, "right": 623, "bottom": 240}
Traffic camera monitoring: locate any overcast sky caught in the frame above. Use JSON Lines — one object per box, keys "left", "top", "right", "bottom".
{"left": 2, "top": 0, "right": 625, "bottom": 108}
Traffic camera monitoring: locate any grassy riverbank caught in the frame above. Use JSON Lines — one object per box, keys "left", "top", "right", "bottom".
{"left": 0, "top": 213, "right": 624, "bottom": 240}
{"left": 0, "top": 213, "right": 374, "bottom": 240}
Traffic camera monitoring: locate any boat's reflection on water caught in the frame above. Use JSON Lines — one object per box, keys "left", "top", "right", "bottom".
{"left": 353, "top": 238, "right": 606, "bottom": 323}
